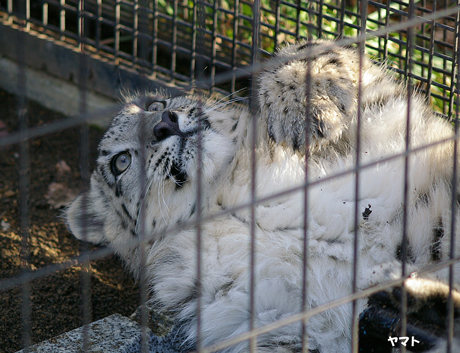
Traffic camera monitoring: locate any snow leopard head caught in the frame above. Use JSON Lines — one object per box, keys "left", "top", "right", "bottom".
{"left": 66, "top": 92, "right": 247, "bottom": 253}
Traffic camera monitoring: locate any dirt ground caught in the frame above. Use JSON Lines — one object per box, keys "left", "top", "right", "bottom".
{"left": 0, "top": 89, "right": 140, "bottom": 353}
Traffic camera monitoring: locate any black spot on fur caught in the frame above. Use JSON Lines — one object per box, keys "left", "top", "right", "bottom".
{"left": 431, "top": 219, "right": 444, "bottom": 262}
{"left": 201, "top": 116, "right": 212, "bottom": 130}
{"left": 396, "top": 242, "right": 414, "bottom": 263}
{"left": 268, "top": 123, "right": 276, "bottom": 142}
{"left": 316, "top": 120, "right": 326, "bottom": 138}
{"left": 122, "top": 203, "right": 133, "bottom": 221}
{"left": 231, "top": 121, "right": 239, "bottom": 132}
{"left": 101, "top": 150, "right": 110, "bottom": 156}
{"left": 189, "top": 203, "right": 196, "bottom": 217}
{"left": 362, "top": 205, "right": 372, "bottom": 220}
{"left": 188, "top": 107, "right": 197, "bottom": 119}
{"left": 115, "top": 210, "right": 128, "bottom": 230}
{"left": 415, "top": 193, "right": 429, "bottom": 208}
{"left": 115, "top": 182, "right": 123, "bottom": 197}
{"left": 327, "top": 58, "right": 341, "bottom": 66}
{"left": 292, "top": 132, "right": 300, "bottom": 151}
{"left": 170, "top": 162, "right": 188, "bottom": 189}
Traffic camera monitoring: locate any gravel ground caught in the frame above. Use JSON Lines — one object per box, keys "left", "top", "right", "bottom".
{"left": 0, "top": 89, "right": 141, "bottom": 353}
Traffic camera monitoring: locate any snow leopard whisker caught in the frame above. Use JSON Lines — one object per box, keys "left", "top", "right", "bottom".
{"left": 205, "top": 88, "right": 247, "bottom": 111}
{"left": 158, "top": 173, "right": 171, "bottom": 224}
{"left": 205, "top": 97, "right": 247, "bottom": 113}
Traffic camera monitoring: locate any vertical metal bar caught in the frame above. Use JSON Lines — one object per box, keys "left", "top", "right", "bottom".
{"left": 152, "top": 0, "right": 158, "bottom": 77}
{"left": 171, "top": 0, "right": 178, "bottom": 82}
{"left": 295, "top": 0, "right": 302, "bottom": 41}
{"left": 195, "top": 4, "right": 206, "bottom": 351}
{"left": 16, "top": 5, "right": 31, "bottom": 350}
{"left": 134, "top": 0, "right": 139, "bottom": 66}
{"left": 7, "top": 0, "right": 12, "bottom": 18}
{"left": 190, "top": 0, "right": 197, "bottom": 87}
{"left": 399, "top": 2, "right": 415, "bottom": 353}
{"left": 446, "top": 6, "right": 460, "bottom": 353}
{"left": 210, "top": 0, "right": 219, "bottom": 92}
{"left": 78, "top": 0, "right": 84, "bottom": 51}
{"left": 95, "top": 0, "right": 102, "bottom": 52}
{"left": 351, "top": 2, "right": 366, "bottom": 352}
{"left": 115, "top": 0, "right": 121, "bottom": 65}
{"left": 137, "top": 80, "right": 149, "bottom": 353}
{"left": 442, "top": 0, "right": 449, "bottom": 116}
{"left": 60, "top": 0, "right": 65, "bottom": 38}
{"left": 230, "top": 0, "right": 239, "bottom": 93}
{"left": 274, "top": 0, "right": 280, "bottom": 50}
{"left": 249, "top": 0, "right": 260, "bottom": 351}
{"left": 195, "top": 99, "right": 204, "bottom": 353}
{"left": 301, "top": 39, "right": 313, "bottom": 353}
{"left": 426, "top": 0, "right": 437, "bottom": 102}
{"left": 42, "top": 1, "right": 48, "bottom": 26}
{"left": 77, "top": 2, "right": 91, "bottom": 352}
{"left": 339, "top": 0, "right": 346, "bottom": 38}
{"left": 25, "top": 0, "right": 30, "bottom": 31}
{"left": 317, "top": 0, "right": 323, "bottom": 38}
{"left": 383, "top": 0, "right": 390, "bottom": 61}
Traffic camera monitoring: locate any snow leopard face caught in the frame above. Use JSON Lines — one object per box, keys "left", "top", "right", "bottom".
{"left": 66, "top": 93, "right": 247, "bottom": 252}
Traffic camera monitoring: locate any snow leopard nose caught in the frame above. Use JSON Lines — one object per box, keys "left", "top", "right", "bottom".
{"left": 153, "top": 111, "right": 185, "bottom": 141}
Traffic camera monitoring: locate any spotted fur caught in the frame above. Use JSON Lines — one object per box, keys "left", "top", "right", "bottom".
{"left": 66, "top": 41, "right": 460, "bottom": 352}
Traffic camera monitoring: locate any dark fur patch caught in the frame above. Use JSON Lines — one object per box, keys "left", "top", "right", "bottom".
{"left": 115, "top": 209, "right": 128, "bottom": 230}
{"left": 327, "top": 58, "right": 340, "bottom": 66}
{"left": 396, "top": 241, "right": 415, "bottom": 263}
{"left": 189, "top": 203, "right": 196, "bottom": 217}
{"left": 430, "top": 219, "right": 444, "bottom": 262}
{"left": 115, "top": 181, "right": 123, "bottom": 197}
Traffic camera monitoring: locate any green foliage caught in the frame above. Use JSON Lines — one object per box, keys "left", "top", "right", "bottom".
{"left": 155, "top": 0, "right": 455, "bottom": 115}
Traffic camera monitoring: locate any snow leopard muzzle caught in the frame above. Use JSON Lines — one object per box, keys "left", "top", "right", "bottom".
{"left": 153, "top": 110, "right": 186, "bottom": 142}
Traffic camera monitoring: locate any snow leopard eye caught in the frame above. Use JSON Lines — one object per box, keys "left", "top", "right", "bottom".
{"left": 111, "top": 152, "right": 131, "bottom": 176}
{"left": 147, "top": 101, "right": 166, "bottom": 112}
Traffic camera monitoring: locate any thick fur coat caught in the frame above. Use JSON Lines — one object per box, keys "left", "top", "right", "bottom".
{"left": 66, "top": 41, "right": 460, "bottom": 352}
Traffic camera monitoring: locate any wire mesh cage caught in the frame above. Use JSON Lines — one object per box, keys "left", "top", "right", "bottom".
{"left": 1, "top": 1, "right": 460, "bottom": 353}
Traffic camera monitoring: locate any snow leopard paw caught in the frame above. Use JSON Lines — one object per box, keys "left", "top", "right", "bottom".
{"left": 259, "top": 41, "right": 359, "bottom": 152}
{"left": 359, "top": 277, "right": 460, "bottom": 353}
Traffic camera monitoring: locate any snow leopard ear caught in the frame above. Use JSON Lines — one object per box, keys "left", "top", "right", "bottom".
{"left": 65, "top": 191, "right": 106, "bottom": 244}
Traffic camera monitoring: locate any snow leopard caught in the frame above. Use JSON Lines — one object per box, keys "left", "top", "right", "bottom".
{"left": 66, "top": 40, "right": 460, "bottom": 352}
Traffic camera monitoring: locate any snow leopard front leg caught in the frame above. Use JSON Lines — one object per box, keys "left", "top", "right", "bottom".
{"left": 258, "top": 40, "right": 360, "bottom": 152}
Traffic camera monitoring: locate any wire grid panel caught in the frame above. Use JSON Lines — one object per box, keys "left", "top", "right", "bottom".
{"left": 1, "top": 1, "right": 460, "bottom": 353}
{"left": 0, "top": 0, "right": 457, "bottom": 111}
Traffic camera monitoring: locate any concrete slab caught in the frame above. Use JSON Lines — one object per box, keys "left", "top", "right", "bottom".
{"left": 15, "top": 314, "right": 150, "bottom": 353}
{"left": 14, "top": 313, "right": 188, "bottom": 353}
